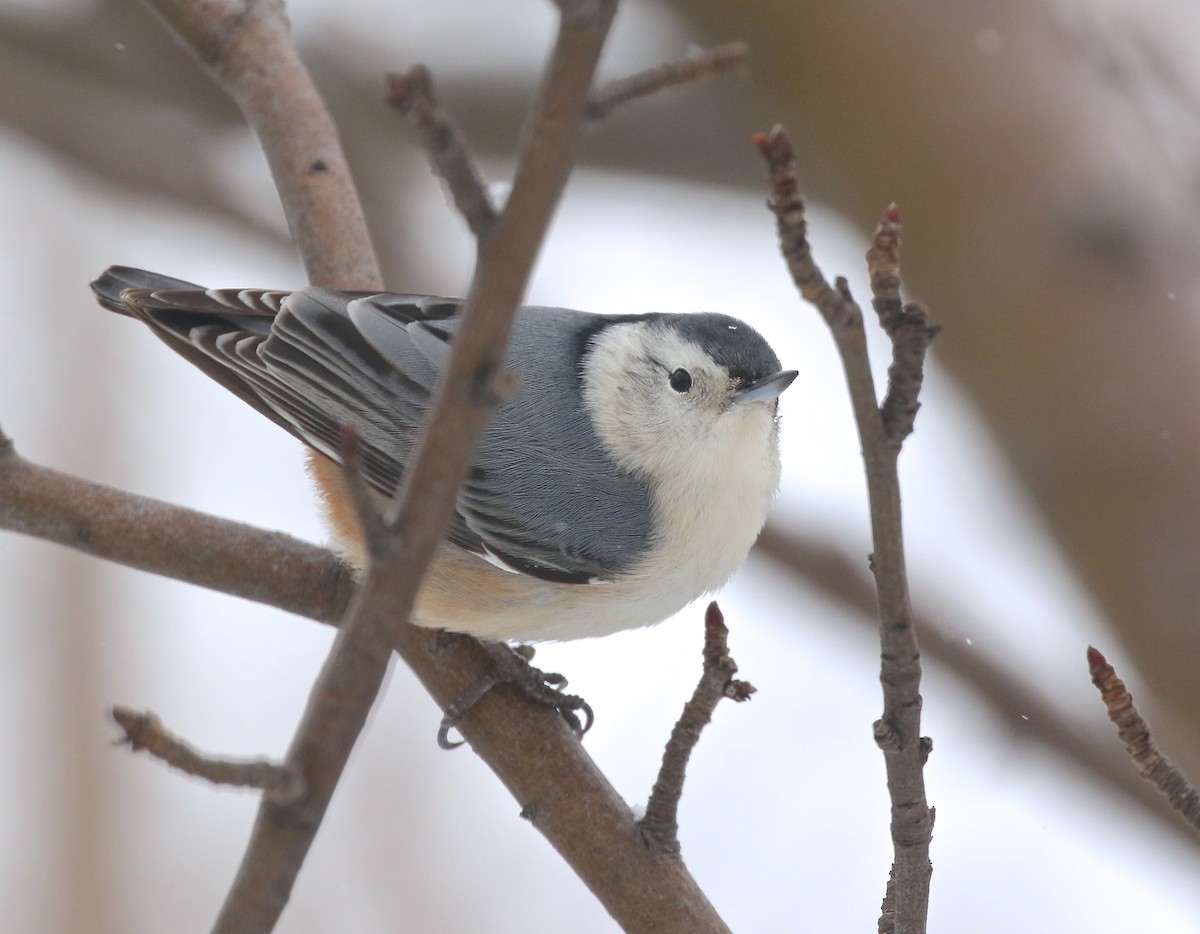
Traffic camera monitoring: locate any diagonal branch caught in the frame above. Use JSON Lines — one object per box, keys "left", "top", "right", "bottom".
{"left": 386, "top": 65, "right": 498, "bottom": 239}
{"left": 112, "top": 707, "right": 305, "bottom": 805}
{"left": 754, "top": 525, "right": 1200, "bottom": 847}
{"left": 141, "top": 0, "right": 380, "bottom": 290}
{"left": 639, "top": 602, "right": 755, "bottom": 855}
{"left": 585, "top": 42, "right": 750, "bottom": 122}
{"left": 1088, "top": 647, "right": 1200, "bottom": 836}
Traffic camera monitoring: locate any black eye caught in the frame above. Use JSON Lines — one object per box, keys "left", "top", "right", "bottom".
{"left": 668, "top": 368, "right": 692, "bottom": 393}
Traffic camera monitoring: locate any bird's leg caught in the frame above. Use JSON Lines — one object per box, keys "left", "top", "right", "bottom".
{"left": 437, "top": 642, "right": 593, "bottom": 749}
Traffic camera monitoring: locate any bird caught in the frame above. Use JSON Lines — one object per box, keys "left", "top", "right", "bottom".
{"left": 92, "top": 266, "right": 796, "bottom": 643}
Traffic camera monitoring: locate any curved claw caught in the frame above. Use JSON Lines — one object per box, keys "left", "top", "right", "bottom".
{"left": 575, "top": 699, "right": 595, "bottom": 736}
{"left": 437, "top": 720, "right": 466, "bottom": 750}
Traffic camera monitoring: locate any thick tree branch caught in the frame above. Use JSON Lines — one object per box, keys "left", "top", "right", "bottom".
{"left": 757, "top": 125, "right": 934, "bottom": 934}
{"left": 0, "top": 437, "right": 354, "bottom": 625}
{"left": 141, "top": 0, "right": 380, "bottom": 290}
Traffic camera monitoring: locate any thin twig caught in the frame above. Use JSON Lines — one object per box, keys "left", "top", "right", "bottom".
{"left": 112, "top": 707, "right": 305, "bottom": 804}
{"left": 757, "top": 124, "right": 933, "bottom": 934}
{"left": 1088, "top": 647, "right": 1200, "bottom": 835}
{"left": 585, "top": 42, "right": 749, "bottom": 122}
{"left": 386, "top": 65, "right": 498, "bottom": 239}
{"left": 639, "top": 603, "right": 755, "bottom": 856}
{"left": 867, "top": 207, "right": 941, "bottom": 445}
{"left": 386, "top": 41, "right": 751, "bottom": 237}
{"left": 753, "top": 128, "right": 863, "bottom": 332}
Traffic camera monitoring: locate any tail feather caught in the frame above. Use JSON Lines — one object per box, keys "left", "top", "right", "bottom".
{"left": 90, "top": 266, "right": 203, "bottom": 314}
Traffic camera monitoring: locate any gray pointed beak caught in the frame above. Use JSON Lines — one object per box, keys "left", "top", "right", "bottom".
{"left": 731, "top": 369, "right": 798, "bottom": 405}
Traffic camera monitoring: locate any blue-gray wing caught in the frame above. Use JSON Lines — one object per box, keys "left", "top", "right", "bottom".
{"left": 92, "top": 268, "right": 653, "bottom": 583}
{"left": 303, "top": 295, "right": 655, "bottom": 583}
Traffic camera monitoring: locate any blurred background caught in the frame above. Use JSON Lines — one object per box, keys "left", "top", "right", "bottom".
{"left": 3, "top": 0, "right": 1200, "bottom": 930}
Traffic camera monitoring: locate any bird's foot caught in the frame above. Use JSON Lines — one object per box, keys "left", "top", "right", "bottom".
{"left": 438, "top": 642, "right": 593, "bottom": 749}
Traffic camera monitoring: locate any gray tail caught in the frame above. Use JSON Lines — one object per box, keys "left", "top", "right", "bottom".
{"left": 90, "top": 266, "right": 203, "bottom": 314}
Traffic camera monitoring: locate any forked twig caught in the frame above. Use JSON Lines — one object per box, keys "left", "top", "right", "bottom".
{"left": 757, "top": 124, "right": 936, "bottom": 934}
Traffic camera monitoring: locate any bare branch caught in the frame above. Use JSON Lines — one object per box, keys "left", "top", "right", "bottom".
{"left": 140, "top": 0, "right": 380, "bottom": 290}
{"left": 867, "top": 207, "right": 940, "bottom": 445}
{"left": 112, "top": 707, "right": 305, "bottom": 805}
{"left": 585, "top": 42, "right": 750, "bottom": 122}
{"left": 754, "top": 128, "right": 863, "bottom": 332}
{"left": 640, "top": 602, "right": 755, "bottom": 856}
{"left": 386, "top": 65, "right": 498, "bottom": 239}
{"left": 757, "top": 125, "right": 933, "bottom": 934}
{"left": 0, "top": 441, "right": 354, "bottom": 626}
{"left": 1088, "top": 647, "right": 1200, "bottom": 836}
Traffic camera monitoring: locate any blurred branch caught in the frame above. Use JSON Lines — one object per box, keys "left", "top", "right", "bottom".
{"left": 386, "top": 65, "right": 498, "bottom": 239}
{"left": 640, "top": 602, "right": 755, "bottom": 855}
{"left": 757, "top": 125, "right": 935, "bottom": 934}
{"left": 112, "top": 707, "right": 305, "bottom": 804}
{"left": 585, "top": 41, "right": 749, "bottom": 121}
{"left": 0, "top": 31, "right": 286, "bottom": 243}
{"left": 754, "top": 525, "right": 1200, "bottom": 848}
{"left": 383, "top": 39, "right": 752, "bottom": 244}
{"left": 1088, "top": 647, "right": 1200, "bottom": 836}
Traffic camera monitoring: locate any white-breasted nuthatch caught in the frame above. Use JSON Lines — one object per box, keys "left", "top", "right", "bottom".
{"left": 92, "top": 267, "right": 796, "bottom": 642}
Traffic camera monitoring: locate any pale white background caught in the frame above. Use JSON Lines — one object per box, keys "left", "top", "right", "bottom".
{"left": 2, "top": 1, "right": 1198, "bottom": 931}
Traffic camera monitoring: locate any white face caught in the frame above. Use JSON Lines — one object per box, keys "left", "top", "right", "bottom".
{"left": 581, "top": 320, "right": 780, "bottom": 482}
